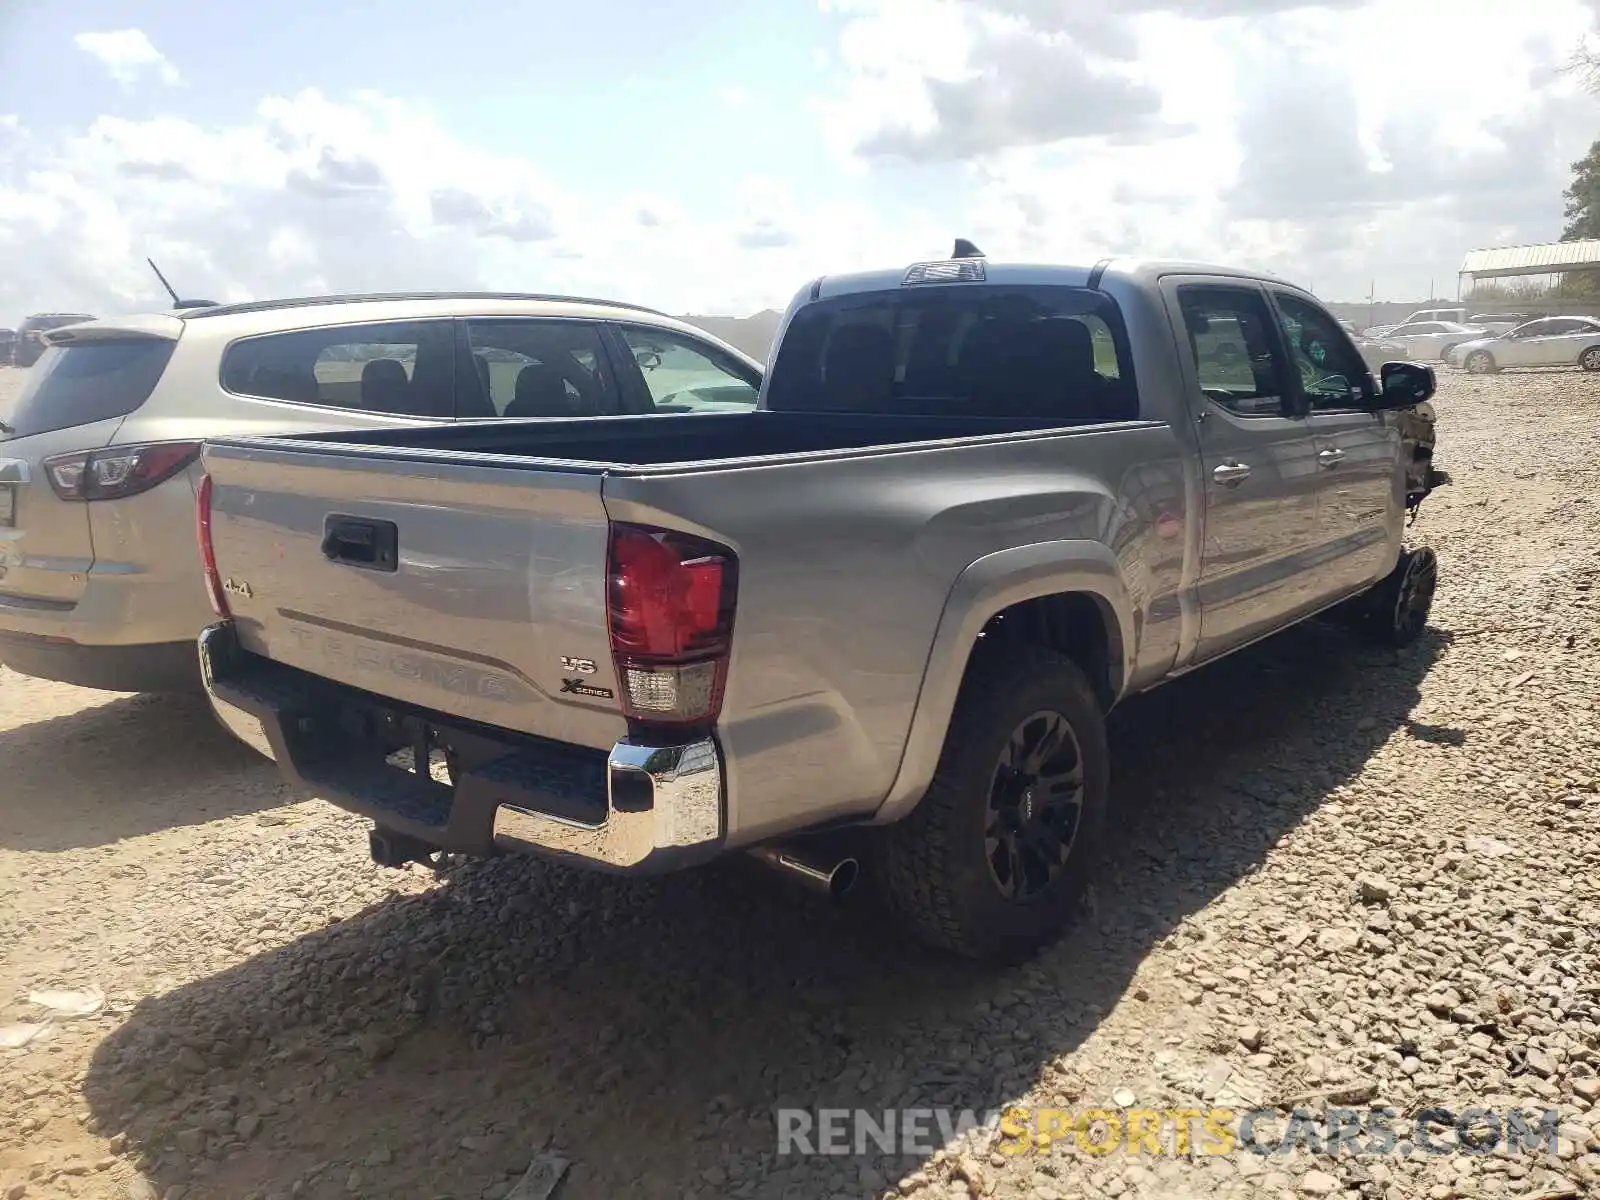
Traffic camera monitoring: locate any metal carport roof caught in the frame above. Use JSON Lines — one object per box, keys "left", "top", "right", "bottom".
{"left": 1459, "top": 239, "right": 1600, "bottom": 278}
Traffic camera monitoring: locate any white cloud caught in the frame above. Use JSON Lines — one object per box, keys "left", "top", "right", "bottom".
{"left": 0, "top": 88, "right": 954, "bottom": 319}
{"left": 819, "top": 0, "right": 1600, "bottom": 298}
{"left": 73, "top": 29, "right": 181, "bottom": 88}
{"left": 7, "top": 3, "right": 1600, "bottom": 319}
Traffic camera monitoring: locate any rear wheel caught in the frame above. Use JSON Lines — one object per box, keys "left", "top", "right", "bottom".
{"left": 1465, "top": 350, "right": 1497, "bottom": 375}
{"left": 877, "top": 649, "right": 1109, "bottom": 963}
{"left": 1580, "top": 346, "right": 1600, "bottom": 372}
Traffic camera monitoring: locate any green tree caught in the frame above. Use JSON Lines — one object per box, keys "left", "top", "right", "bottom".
{"left": 1562, "top": 138, "right": 1600, "bottom": 241}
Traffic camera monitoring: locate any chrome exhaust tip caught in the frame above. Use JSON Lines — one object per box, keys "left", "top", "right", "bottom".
{"left": 748, "top": 845, "right": 860, "bottom": 901}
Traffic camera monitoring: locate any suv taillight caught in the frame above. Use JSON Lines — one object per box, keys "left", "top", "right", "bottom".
{"left": 605, "top": 522, "right": 738, "bottom": 728}
{"left": 44, "top": 441, "right": 201, "bottom": 502}
{"left": 195, "top": 472, "right": 229, "bottom": 618}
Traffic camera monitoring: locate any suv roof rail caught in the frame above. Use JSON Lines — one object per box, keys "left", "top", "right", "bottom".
{"left": 183, "top": 291, "right": 671, "bottom": 320}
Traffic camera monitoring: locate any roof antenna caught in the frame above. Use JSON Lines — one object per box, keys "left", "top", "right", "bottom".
{"left": 952, "top": 238, "right": 984, "bottom": 259}
{"left": 146, "top": 258, "right": 218, "bottom": 310}
{"left": 148, "top": 258, "right": 181, "bottom": 306}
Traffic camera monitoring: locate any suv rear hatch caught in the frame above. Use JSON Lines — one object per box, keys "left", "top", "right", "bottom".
{"left": 0, "top": 320, "right": 181, "bottom": 610}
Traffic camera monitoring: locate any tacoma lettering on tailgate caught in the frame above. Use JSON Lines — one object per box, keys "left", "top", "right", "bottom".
{"left": 284, "top": 623, "right": 527, "bottom": 702}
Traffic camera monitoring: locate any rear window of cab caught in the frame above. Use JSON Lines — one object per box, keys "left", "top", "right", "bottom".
{"left": 764, "top": 285, "right": 1137, "bottom": 422}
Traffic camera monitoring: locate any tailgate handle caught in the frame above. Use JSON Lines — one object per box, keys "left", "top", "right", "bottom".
{"left": 322, "top": 515, "right": 399, "bottom": 572}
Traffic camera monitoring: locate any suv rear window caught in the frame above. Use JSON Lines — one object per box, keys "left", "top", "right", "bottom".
{"left": 764, "top": 285, "right": 1136, "bottom": 421}
{"left": 3, "top": 340, "right": 175, "bottom": 439}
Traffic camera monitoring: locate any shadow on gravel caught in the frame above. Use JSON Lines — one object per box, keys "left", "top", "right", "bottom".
{"left": 84, "top": 622, "right": 1448, "bottom": 1200}
{"left": 0, "top": 691, "right": 284, "bottom": 852}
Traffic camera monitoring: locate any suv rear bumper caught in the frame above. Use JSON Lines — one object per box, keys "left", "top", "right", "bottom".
{"left": 198, "top": 622, "right": 726, "bottom": 873}
{"left": 0, "top": 630, "right": 201, "bottom": 693}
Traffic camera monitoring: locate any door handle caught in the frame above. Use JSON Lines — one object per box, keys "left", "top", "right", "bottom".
{"left": 322, "top": 514, "right": 399, "bottom": 572}
{"left": 1318, "top": 448, "right": 1346, "bottom": 469}
{"left": 1212, "top": 462, "right": 1252, "bottom": 486}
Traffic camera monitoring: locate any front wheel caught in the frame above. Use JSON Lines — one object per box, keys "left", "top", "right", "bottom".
{"left": 876, "top": 649, "right": 1109, "bottom": 963}
{"left": 1465, "top": 350, "right": 1497, "bottom": 375}
{"left": 1580, "top": 346, "right": 1600, "bottom": 372}
{"left": 1356, "top": 546, "right": 1438, "bottom": 647}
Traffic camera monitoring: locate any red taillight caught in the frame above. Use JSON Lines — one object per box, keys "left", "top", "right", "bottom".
{"left": 44, "top": 441, "right": 201, "bottom": 502}
{"left": 196, "top": 472, "right": 229, "bottom": 618}
{"left": 606, "top": 522, "right": 738, "bottom": 727}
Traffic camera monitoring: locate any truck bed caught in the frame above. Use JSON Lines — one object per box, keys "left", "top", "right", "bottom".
{"left": 277, "top": 409, "right": 1098, "bottom": 469}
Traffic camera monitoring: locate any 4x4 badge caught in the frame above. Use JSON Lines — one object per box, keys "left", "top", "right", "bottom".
{"left": 221, "top": 577, "right": 253, "bottom": 599}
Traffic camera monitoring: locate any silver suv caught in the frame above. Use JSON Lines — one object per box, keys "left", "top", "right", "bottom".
{"left": 0, "top": 293, "right": 763, "bottom": 693}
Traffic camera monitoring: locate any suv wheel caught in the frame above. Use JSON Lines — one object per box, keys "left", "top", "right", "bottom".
{"left": 876, "top": 649, "right": 1108, "bottom": 962}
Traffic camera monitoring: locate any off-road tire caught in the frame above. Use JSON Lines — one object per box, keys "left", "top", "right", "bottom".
{"left": 1351, "top": 546, "right": 1438, "bottom": 647}
{"left": 876, "top": 649, "right": 1109, "bottom": 963}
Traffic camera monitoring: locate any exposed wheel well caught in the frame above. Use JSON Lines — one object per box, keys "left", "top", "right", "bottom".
{"left": 970, "top": 592, "right": 1121, "bottom": 710}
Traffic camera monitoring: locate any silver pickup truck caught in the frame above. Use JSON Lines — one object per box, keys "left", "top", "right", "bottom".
{"left": 196, "top": 253, "right": 1448, "bottom": 962}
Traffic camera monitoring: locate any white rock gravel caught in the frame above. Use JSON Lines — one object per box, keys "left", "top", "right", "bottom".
{"left": 1, "top": 368, "right": 1598, "bottom": 1200}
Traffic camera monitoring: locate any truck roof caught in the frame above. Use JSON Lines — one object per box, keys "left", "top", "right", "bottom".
{"left": 809, "top": 256, "right": 1302, "bottom": 302}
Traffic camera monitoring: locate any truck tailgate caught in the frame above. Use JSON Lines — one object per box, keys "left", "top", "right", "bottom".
{"left": 201, "top": 439, "right": 625, "bottom": 752}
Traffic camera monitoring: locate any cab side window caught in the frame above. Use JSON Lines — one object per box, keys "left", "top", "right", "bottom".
{"left": 1273, "top": 293, "right": 1371, "bottom": 411}
{"left": 1177, "top": 287, "right": 1290, "bottom": 418}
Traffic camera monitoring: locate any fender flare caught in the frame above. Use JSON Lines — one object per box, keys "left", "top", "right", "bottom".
{"left": 868, "top": 540, "right": 1135, "bottom": 825}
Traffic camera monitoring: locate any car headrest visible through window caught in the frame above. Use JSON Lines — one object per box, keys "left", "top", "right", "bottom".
{"left": 360, "top": 358, "right": 411, "bottom": 412}
{"left": 505, "top": 363, "right": 575, "bottom": 418}
{"left": 820, "top": 324, "right": 894, "bottom": 410}
{"left": 1013, "top": 318, "right": 1097, "bottom": 381}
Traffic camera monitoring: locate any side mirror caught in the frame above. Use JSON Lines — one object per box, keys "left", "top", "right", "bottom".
{"left": 1373, "top": 361, "right": 1435, "bottom": 410}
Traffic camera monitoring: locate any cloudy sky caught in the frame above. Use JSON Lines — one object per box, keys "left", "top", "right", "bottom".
{"left": 1, "top": 0, "right": 1597, "bottom": 319}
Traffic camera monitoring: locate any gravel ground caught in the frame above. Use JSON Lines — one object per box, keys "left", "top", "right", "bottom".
{"left": 1, "top": 366, "right": 1598, "bottom": 1200}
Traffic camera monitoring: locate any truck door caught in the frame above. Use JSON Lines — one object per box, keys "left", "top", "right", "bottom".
{"left": 1162, "top": 279, "right": 1323, "bottom": 662}
{"left": 1267, "top": 289, "right": 1402, "bottom": 602}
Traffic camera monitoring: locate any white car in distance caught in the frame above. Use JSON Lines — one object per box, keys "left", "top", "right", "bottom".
{"left": 1377, "top": 320, "right": 1488, "bottom": 362}
{"left": 1447, "top": 315, "right": 1600, "bottom": 374}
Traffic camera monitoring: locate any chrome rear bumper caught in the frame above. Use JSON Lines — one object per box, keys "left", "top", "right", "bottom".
{"left": 198, "top": 621, "right": 725, "bottom": 872}
{"left": 491, "top": 739, "right": 721, "bottom": 866}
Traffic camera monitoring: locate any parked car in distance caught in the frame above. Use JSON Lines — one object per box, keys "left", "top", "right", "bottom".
{"left": 11, "top": 313, "right": 96, "bottom": 367}
{"left": 1375, "top": 320, "right": 1487, "bottom": 362}
{"left": 194, "top": 250, "right": 1450, "bottom": 962}
{"left": 1445, "top": 315, "right": 1600, "bottom": 373}
{"left": 0, "top": 293, "right": 762, "bottom": 694}
{"left": 1339, "top": 320, "right": 1412, "bottom": 373}
{"left": 1465, "top": 312, "right": 1537, "bottom": 337}
{"left": 1363, "top": 307, "right": 1469, "bottom": 338}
